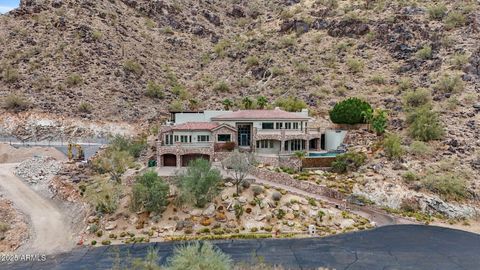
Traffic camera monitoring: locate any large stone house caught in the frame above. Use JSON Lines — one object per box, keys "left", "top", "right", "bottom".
{"left": 157, "top": 108, "right": 346, "bottom": 167}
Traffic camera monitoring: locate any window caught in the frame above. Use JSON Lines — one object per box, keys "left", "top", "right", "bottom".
{"left": 293, "top": 122, "right": 299, "bottom": 129}
{"left": 285, "top": 122, "right": 292, "bottom": 129}
{"left": 217, "top": 134, "right": 231, "bottom": 142}
{"left": 262, "top": 122, "right": 274, "bottom": 130}
{"left": 256, "top": 140, "right": 275, "bottom": 149}
{"left": 174, "top": 135, "right": 179, "bottom": 142}
{"left": 275, "top": 122, "right": 283, "bottom": 129}
{"left": 197, "top": 135, "right": 210, "bottom": 142}
{"left": 180, "top": 135, "right": 190, "bottom": 143}
{"left": 165, "top": 134, "right": 173, "bottom": 145}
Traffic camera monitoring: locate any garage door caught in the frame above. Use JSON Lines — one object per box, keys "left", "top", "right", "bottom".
{"left": 181, "top": 154, "right": 210, "bottom": 167}
{"left": 163, "top": 154, "right": 177, "bottom": 167}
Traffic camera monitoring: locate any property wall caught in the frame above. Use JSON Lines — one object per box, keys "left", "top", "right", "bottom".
{"left": 302, "top": 157, "right": 336, "bottom": 168}
{"left": 250, "top": 167, "right": 344, "bottom": 200}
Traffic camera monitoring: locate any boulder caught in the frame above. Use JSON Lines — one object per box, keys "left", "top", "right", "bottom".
{"left": 202, "top": 204, "right": 216, "bottom": 216}
{"left": 105, "top": 222, "right": 117, "bottom": 231}
{"left": 327, "top": 19, "right": 370, "bottom": 37}
{"left": 285, "top": 213, "right": 295, "bottom": 220}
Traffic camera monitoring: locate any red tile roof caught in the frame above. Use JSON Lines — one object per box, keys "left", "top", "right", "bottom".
{"left": 211, "top": 109, "right": 309, "bottom": 120}
{"left": 171, "top": 122, "right": 219, "bottom": 131}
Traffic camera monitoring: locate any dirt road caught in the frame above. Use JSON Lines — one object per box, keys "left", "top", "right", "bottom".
{"left": 0, "top": 163, "right": 73, "bottom": 254}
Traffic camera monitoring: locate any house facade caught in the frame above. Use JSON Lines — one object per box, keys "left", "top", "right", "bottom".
{"left": 157, "top": 108, "right": 343, "bottom": 167}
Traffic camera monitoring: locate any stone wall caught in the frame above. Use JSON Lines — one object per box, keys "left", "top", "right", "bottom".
{"left": 302, "top": 157, "right": 336, "bottom": 168}
{"left": 251, "top": 167, "right": 344, "bottom": 200}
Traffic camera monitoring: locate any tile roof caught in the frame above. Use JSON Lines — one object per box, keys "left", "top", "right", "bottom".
{"left": 211, "top": 109, "right": 309, "bottom": 120}
{"left": 171, "top": 122, "right": 219, "bottom": 131}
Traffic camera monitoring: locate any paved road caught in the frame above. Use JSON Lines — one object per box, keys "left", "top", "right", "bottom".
{"left": 3, "top": 225, "right": 479, "bottom": 270}
{"left": 0, "top": 163, "right": 73, "bottom": 254}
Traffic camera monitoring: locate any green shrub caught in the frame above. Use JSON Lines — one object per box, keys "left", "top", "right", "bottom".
{"left": 369, "top": 74, "right": 386, "bottom": 85}
{"left": 252, "top": 185, "right": 263, "bottom": 196}
{"left": 409, "top": 141, "right": 432, "bottom": 157}
{"left": 421, "top": 173, "right": 469, "bottom": 201}
{"left": 91, "top": 240, "right": 97, "bottom": 246}
{"left": 427, "top": 4, "right": 447, "bottom": 20}
{"left": 383, "top": 133, "right": 404, "bottom": 160}
{"left": 123, "top": 60, "right": 143, "bottom": 76}
{"left": 407, "top": 106, "right": 444, "bottom": 142}
{"left": 416, "top": 45, "right": 432, "bottom": 60}
{"left": 403, "top": 88, "right": 431, "bottom": 109}
{"left": 397, "top": 77, "right": 413, "bottom": 92}
{"left": 274, "top": 96, "right": 307, "bottom": 112}
{"left": 331, "top": 151, "right": 367, "bottom": 173}
{"left": 175, "top": 159, "right": 222, "bottom": 208}
{"left": 402, "top": 171, "right": 418, "bottom": 183}
{"left": 269, "top": 66, "right": 285, "bottom": 77}
{"left": 245, "top": 56, "right": 259, "bottom": 67}
{"left": 66, "top": 73, "right": 83, "bottom": 87}
{"left": 166, "top": 242, "right": 232, "bottom": 270}
{"left": 110, "top": 135, "right": 147, "bottom": 159}
{"left": 84, "top": 178, "right": 120, "bottom": 214}
{"left": 132, "top": 171, "right": 170, "bottom": 213}
{"left": 78, "top": 102, "right": 93, "bottom": 113}
{"left": 101, "top": 240, "right": 111, "bottom": 245}
{"left": 146, "top": 81, "right": 165, "bottom": 99}
{"left": 329, "top": 97, "right": 372, "bottom": 125}
{"left": 213, "top": 81, "right": 230, "bottom": 92}
{"left": 3, "top": 94, "right": 29, "bottom": 112}
{"left": 434, "top": 74, "right": 464, "bottom": 93}
{"left": 450, "top": 52, "right": 469, "bottom": 69}
{"left": 444, "top": 11, "right": 466, "bottom": 29}
{"left": 362, "top": 108, "right": 388, "bottom": 134}
{"left": 346, "top": 58, "right": 364, "bottom": 73}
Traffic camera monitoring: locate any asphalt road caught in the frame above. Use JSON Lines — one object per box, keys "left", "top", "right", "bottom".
{"left": 3, "top": 225, "right": 480, "bottom": 270}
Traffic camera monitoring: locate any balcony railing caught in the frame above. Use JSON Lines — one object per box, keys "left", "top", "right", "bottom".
{"left": 160, "top": 142, "right": 214, "bottom": 148}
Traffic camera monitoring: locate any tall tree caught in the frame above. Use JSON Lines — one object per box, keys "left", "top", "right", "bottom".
{"left": 175, "top": 159, "right": 222, "bottom": 207}
{"left": 222, "top": 98, "right": 233, "bottom": 110}
{"left": 256, "top": 96, "right": 268, "bottom": 109}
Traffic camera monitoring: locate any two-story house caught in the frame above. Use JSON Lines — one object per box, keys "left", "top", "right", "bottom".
{"left": 157, "top": 108, "right": 343, "bottom": 167}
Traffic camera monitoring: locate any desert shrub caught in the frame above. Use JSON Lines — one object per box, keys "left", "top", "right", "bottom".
{"left": 132, "top": 171, "right": 169, "bottom": 213}
{"left": 78, "top": 102, "right": 93, "bottom": 113}
{"left": 123, "top": 60, "right": 143, "bottom": 76}
{"left": 397, "top": 77, "right": 412, "bottom": 92}
{"left": 402, "top": 171, "right": 418, "bottom": 183}
{"left": 383, "top": 133, "right": 404, "bottom": 160}
{"left": 402, "top": 88, "right": 431, "bottom": 109}
{"left": 409, "top": 141, "right": 432, "bottom": 157}
{"left": 0, "top": 222, "right": 10, "bottom": 233}
{"left": 252, "top": 185, "right": 264, "bottom": 196}
{"left": 329, "top": 97, "right": 372, "bottom": 125}
{"left": 146, "top": 81, "right": 165, "bottom": 99}
{"left": 166, "top": 242, "right": 232, "bottom": 270}
{"left": 66, "top": 73, "right": 83, "bottom": 87}
{"left": 369, "top": 74, "right": 386, "bottom": 85}
{"left": 427, "top": 3, "right": 447, "bottom": 20}
{"left": 450, "top": 52, "right": 469, "bottom": 69}
{"left": 421, "top": 173, "right": 469, "bottom": 201}
{"left": 416, "top": 45, "right": 432, "bottom": 60}
{"left": 245, "top": 56, "right": 259, "bottom": 67}
{"left": 3, "top": 94, "right": 29, "bottom": 112}
{"left": 346, "top": 58, "right": 364, "bottom": 73}
{"left": 84, "top": 178, "right": 120, "bottom": 214}
{"left": 102, "top": 240, "right": 111, "bottom": 245}
{"left": 234, "top": 204, "right": 243, "bottom": 219}
{"left": 399, "top": 198, "right": 421, "bottom": 212}
{"left": 331, "top": 151, "right": 367, "bottom": 173}
{"left": 407, "top": 106, "right": 444, "bottom": 142}
{"left": 276, "top": 209, "right": 286, "bottom": 219}
{"left": 175, "top": 159, "right": 222, "bottom": 208}
{"left": 92, "top": 150, "right": 134, "bottom": 182}
{"left": 110, "top": 135, "right": 147, "bottom": 158}
{"left": 271, "top": 191, "right": 282, "bottom": 201}
{"left": 1, "top": 65, "right": 20, "bottom": 83}
{"left": 434, "top": 74, "right": 464, "bottom": 93}
{"left": 362, "top": 108, "right": 388, "bottom": 134}
{"left": 274, "top": 96, "right": 307, "bottom": 112}
{"left": 214, "top": 81, "right": 230, "bottom": 92}
{"left": 444, "top": 11, "right": 466, "bottom": 29}
{"left": 269, "top": 66, "right": 285, "bottom": 77}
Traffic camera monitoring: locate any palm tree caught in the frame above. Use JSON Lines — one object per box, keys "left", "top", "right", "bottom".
{"left": 222, "top": 99, "right": 233, "bottom": 110}
{"left": 257, "top": 96, "right": 268, "bottom": 109}
{"left": 242, "top": 97, "right": 253, "bottom": 109}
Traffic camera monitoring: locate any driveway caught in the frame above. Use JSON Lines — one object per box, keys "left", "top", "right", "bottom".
{"left": 0, "top": 163, "right": 73, "bottom": 254}
{"left": 3, "top": 225, "right": 480, "bottom": 269}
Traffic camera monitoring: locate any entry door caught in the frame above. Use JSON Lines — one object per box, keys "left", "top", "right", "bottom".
{"left": 240, "top": 134, "right": 249, "bottom": 146}
{"left": 237, "top": 124, "right": 251, "bottom": 146}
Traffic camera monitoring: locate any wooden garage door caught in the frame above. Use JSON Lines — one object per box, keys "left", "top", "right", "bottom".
{"left": 163, "top": 154, "right": 177, "bottom": 167}
{"left": 181, "top": 154, "right": 210, "bottom": 167}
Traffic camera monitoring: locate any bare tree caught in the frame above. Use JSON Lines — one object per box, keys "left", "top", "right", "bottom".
{"left": 222, "top": 151, "right": 256, "bottom": 196}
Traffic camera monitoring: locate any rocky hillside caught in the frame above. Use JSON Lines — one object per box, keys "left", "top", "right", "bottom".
{"left": 1, "top": 0, "right": 478, "bottom": 122}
